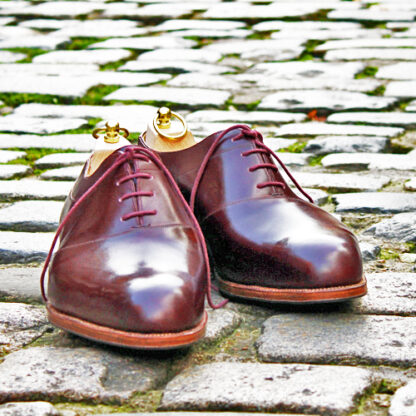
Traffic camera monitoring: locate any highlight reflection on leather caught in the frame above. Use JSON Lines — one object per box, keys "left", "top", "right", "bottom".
{"left": 48, "top": 147, "right": 206, "bottom": 333}
{"left": 146, "top": 127, "right": 364, "bottom": 291}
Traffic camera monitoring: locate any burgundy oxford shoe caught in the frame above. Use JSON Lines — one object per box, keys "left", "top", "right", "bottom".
{"left": 139, "top": 125, "right": 367, "bottom": 303}
{"left": 41, "top": 145, "right": 224, "bottom": 349}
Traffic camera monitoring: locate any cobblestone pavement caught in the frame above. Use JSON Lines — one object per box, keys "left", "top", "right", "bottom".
{"left": 0, "top": 0, "right": 415, "bottom": 415}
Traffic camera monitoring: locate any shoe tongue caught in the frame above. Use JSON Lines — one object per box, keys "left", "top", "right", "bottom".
{"left": 86, "top": 134, "right": 131, "bottom": 177}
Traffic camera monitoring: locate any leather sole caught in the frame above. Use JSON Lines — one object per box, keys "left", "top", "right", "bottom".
{"left": 46, "top": 303, "right": 207, "bottom": 349}
{"left": 218, "top": 276, "right": 367, "bottom": 304}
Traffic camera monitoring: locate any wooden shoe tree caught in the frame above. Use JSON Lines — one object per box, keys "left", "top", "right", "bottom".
{"left": 86, "top": 121, "right": 131, "bottom": 176}
{"left": 142, "top": 107, "right": 197, "bottom": 152}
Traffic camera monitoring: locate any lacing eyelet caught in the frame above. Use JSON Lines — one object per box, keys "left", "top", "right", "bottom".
{"left": 115, "top": 181, "right": 120, "bottom": 187}
{"left": 120, "top": 217, "right": 125, "bottom": 222}
{"left": 117, "top": 197, "right": 123, "bottom": 203}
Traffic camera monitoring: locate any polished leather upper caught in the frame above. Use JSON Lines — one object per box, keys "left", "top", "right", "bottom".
{"left": 140, "top": 127, "right": 363, "bottom": 289}
{"left": 48, "top": 146, "right": 206, "bottom": 333}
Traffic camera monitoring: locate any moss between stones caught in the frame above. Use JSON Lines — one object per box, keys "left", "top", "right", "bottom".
{"left": 64, "top": 37, "right": 107, "bottom": 51}
{"left": 367, "top": 85, "right": 386, "bottom": 97}
{"left": 308, "top": 154, "right": 325, "bottom": 166}
{"left": 4, "top": 47, "right": 48, "bottom": 63}
{"left": 278, "top": 141, "right": 307, "bottom": 153}
{"left": 355, "top": 66, "right": 379, "bottom": 79}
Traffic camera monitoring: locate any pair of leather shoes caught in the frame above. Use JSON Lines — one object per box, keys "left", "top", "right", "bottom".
{"left": 41, "top": 120, "right": 366, "bottom": 349}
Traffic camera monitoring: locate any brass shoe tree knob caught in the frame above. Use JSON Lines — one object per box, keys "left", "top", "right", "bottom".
{"left": 92, "top": 120, "right": 129, "bottom": 144}
{"left": 153, "top": 107, "right": 188, "bottom": 141}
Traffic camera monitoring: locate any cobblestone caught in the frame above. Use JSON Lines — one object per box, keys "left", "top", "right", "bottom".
{"left": 304, "top": 136, "right": 388, "bottom": 155}
{"left": 0, "top": 402, "right": 60, "bottom": 416}
{"left": 33, "top": 49, "right": 131, "bottom": 65}
{"left": 161, "top": 362, "right": 373, "bottom": 416}
{"left": 0, "top": 303, "right": 48, "bottom": 353}
{"left": 346, "top": 273, "right": 416, "bottom": 316}
{"left": 0, "top": 347, "right": 168, "bottom": 403}
{"left": 364, "top": 213, "right": 416, "bottom": 242}
{"left": 389, "top": 380, "right": 416, "bottom": 416}
{"left": 105, "top": 87, "right": 231, "bottom": 107}
{"left": 328, "top": 112, "right": 416, "bottom": 127}
{"left": 34, "top": 153, "right": 89, "bottom": 169}
{"left": 257, "top": 314, "right": 416, "bottom": 366}
{"left": 0, "top": 180, "right": 73, "bottom": 200}
{"left": 333, "top": 192, "right": 416, "bottom": 213}
{"left": 0, "top": 201, "right": 62, "bottom": 232}
{"left": 259, "top": 90, "right": 395, "bottom": 112}
{"left": 0, "top": 267, "right": 43, "bottom": 302}
{"left": 0, "top": 165, "right": 30, "bottom": 179}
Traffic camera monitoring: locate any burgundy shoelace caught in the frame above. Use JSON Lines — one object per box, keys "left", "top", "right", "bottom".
{"left": 190, "top": 125, "right": 313, "bottom": 211}
{"left": 40, "top": 146, "right": 227, "bottom": 310}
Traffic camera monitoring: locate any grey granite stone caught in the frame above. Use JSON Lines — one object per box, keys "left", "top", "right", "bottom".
{"left": 33, "top": 49, "right": 131, "bottom": 65}
{"left": 0, "top": 150, "right": 25, "bottom": 163}
{"left": 259, "top": 90, "right": 395, "bottom": 112}
{"left": 276, "top": 123, "right": 403, "bottom": 138}
{"left": 377, "top": 62, "right": 416, "bottom": 80}
{"left": 34, "top": 153, "right": 89, "bottom": 169}
{"left": 0, "top": 402, "right": 59, "bottom": 416}
{"left": 0, "top": 267, "right": 43, "bottom": 302}
{"left": 0, "top": 165, "right": 30, "bottom": 179}
{"left": 0, "top": 63, "right": 99, "bottom": 75}
{"left": 271, "top": 28, "right": 387, "bottom": 41}
{"left": 364, "top": 213, "right": 416, "bottom": 242}
{"left": 385, "top": 81, "right": 416, "bottom": 98}
{"left": 406, "top": 100, "right": 416, "bottom": 112}
{"left": 0, "top": 76, "right": 96, "bottom": 98}
{"left": 316, "top": 38, "right": 416, "bottom": 51}
{"left": 81, "top": 72, "right": 171, "bottom": 87}
{"left": 333, "top": 192, "right": 416, "bottom": 213}
{"left": 276, "top": 153, "right": 312, "bottom": 166}
{"left": 405, "top": 178, "right": 416, "bottom": 191}
{"left": 246, "top": 61, "right": 364, "bottom": 80}
{"left": 153, "top": 19, "right": 246, "bottom": 32}
{"left": 0, "top": 201, "right": 62, "bottom": 232}
{"left": 0, "top": 180, "right": 72, "bottom": 200}
{"left": 263, "top": 138, "right": 298, "bottom": 151}
{"left": 168, "top": 74, "right": 240, "bottom": 92}
{"left": 167, "top": 29, "right": 252, "bottom": 39}
{"left": 328, "top": 112, "right": 416, "bottom": 127}
{"left": 0, "top": 36, "right": 68, "bottom": 50}
{"left": 253, "top": 21, "right": 361, "bottom": 32}
{"left": 0, "top": 116, "right": 87, "bottom": 134}
{"left": 90, "top": 36, "right": 195, "bottom": 50}
{"left": 14, "top": 1, "right": 105, "bottom": 17}
{"left": 204, "top": 3, "right": 335, "bottom": 19}
{"left": 325, "top": 48, "right": 416, "bottom": 61}
{"left": 328, "top": 8, "right": 416, "bottom": 22}
{"left": 346, "top": 273, "right": 416, "bottom": 316}
{"left": 138, "top": 48, "right": 221, "bottom": 64}
{"left": 120, "top": 60, "right": 233, "bottom": 75}
{"left": 305, "top": 136, "right": 388, "bottom": 154}
{"left": 389, "top": 380, "right": 416, "bottom": 416}
{"left": 321, "top": 153, "right": 416, "bottom": 170}
{"left": 0, "top": 134, "right": 95, "bottom": 152}
{"left": 161, "top": 362, "right": 372, "bottom": 416}
{"left": 105, "top": 87, "right": 231, "bottom": 107}
{"left": 292, "top": 172, "right": 390, "bottom": 192}
{"left": 292, "top": 188, "right": 328, "bottom": 205}
{"left": 235, "top": 75, "right": 380, "bottom": 93}
{"left": 187, "top": 110, "right": 305, "bottom": 124}
{"left": 13, "top": 103, "right": 158, "bottom": 133}
{"left": 40, "top": 166, "right": 83, "bottom": 181}
{"left": 0, "top": 303, "right": 48, "bottom": 353}
{"left": 359, "top": 242, "right": 381, "bottom": 261}
{"left": 400, "top": 253, "right": 416, "bottom": 264}
{"left": 0, "top": 346, "right": 167, "bottom": 403}
{"left": 19, "top": 18, "right": 78, "bottom": 30}
{"left": 204, "top": 309, "right": 242, "bottom": 344}
{"left": 203, "top": 40, "right": 303, "bottom": 61}
{"left": 257, "top": 314, "right": 416, "bottom": 366}
{"left": 53, "top": 19, "right": 146, "bottom": 38}
{"left": 0, "top": 232, "right": 53, "bottom": 263}
{"left": 0, "top": 51, "right": 25, "bottom": 63}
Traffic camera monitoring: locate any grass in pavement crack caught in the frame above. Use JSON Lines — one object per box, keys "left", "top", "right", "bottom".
{"left": 5, "top": 47, "right": 48, "bottom": 63}
{"left": 355, "top": 66, "right": 379, "bottom": 79}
